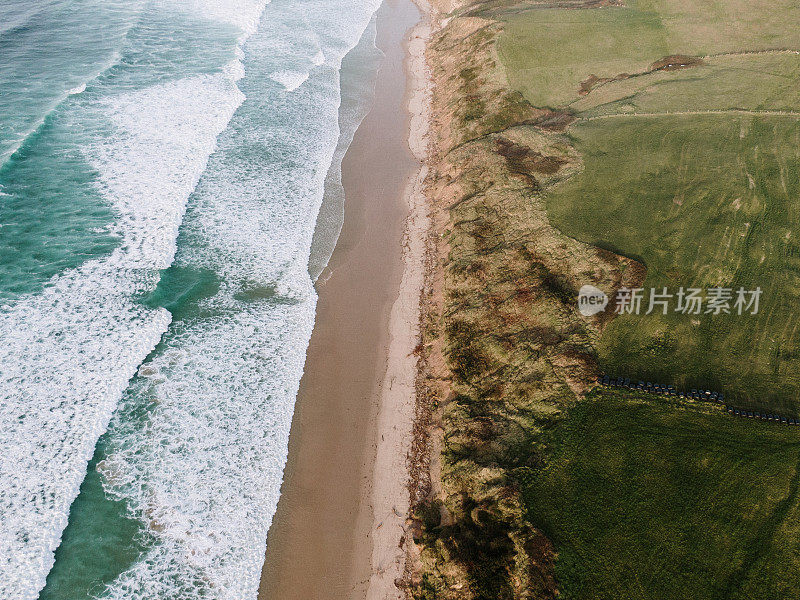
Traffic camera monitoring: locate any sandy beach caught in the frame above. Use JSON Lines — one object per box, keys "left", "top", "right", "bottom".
{"left": 258, "top": 1, "right": 430, "bottom": 598}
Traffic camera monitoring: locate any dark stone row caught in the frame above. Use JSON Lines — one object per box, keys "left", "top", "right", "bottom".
{"left": 597, "top": 375, "right": 800, "bottom": 425}
{"left": 725, "top": 407, "right": 799, "bottom": 424}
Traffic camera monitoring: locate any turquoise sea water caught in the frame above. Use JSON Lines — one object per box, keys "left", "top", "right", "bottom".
{"left": 0, "top": 0, "right": 383, "bottom": 597}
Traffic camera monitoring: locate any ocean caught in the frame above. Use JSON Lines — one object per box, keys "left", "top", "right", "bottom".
{"left": 0, "top": 0, "right": 383, "bottom": 597}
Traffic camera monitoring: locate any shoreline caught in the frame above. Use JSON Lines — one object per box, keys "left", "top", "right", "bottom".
{"left": 257, "top": 1, "right": 431, "bottom": 598}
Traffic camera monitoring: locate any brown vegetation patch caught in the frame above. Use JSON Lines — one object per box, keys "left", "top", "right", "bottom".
{"left": 577, "top": 55, "right": 704, "bottom": 102}
{"left": 578, "top": 72, "right": 631, "bottom": 95}
{"left": 496, "top": 137, "right": 568, "bottom": 176}
{"left": 523, "top": 531, "right": 558, "bottom": 599}
{"left": 526, "top": 109, "right": 576, "bottom": 131}
{"left": 650, "top": 54, "right": 705, "bottom": 71}
{"left": 592, "top": 251, "right": 647, "bottom": 329}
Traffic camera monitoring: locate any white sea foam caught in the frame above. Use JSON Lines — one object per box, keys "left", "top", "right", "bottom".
{"left": 0, "top": 265, "right": 170, "bottom": 600}
{"left": 182, "top": 0, "right": 268, "bottom": 36}
{"left": 91, "top": 74, "right": 244, "bottom": 269}
{"left": 67, "top": 83, "right": 87, "bottom": 96}
{"left": 0, "top": 27, "right": 251, "bottom": 600}
{"left": 309, "top": 16, "right": 381, "bottom": 280}
{"left": 269, "top": 69, "right": 310, "bottom": 91}
{"left": 312, "top": 49, "right": 326, "bottom": 66}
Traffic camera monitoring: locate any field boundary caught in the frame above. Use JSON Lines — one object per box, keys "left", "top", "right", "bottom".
{"left": 579, "top": 109, "right": 800, "bottom": 122}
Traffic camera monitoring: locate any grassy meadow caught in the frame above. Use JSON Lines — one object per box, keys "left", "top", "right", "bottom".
{"left": 497, "top": 0, "right": 800, "bottom": 413}
{"left": 520, "top": 392, "right": 800, "bottom": 600}
{"left": 550, "top": 115, "right": 800, "bottom": 412}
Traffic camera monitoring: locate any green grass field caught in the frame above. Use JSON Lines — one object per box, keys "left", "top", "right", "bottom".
{"left": 520, "top": 392, "right": 800, "bottom": 600}
{"left": 499, "top": 1, "right": 800, "bottom": 110}
{"left": 497, "top": 0, "right": 800, "bottom": 413}
{"left": 549, "top": 115, "right": 800, "bottom": 412}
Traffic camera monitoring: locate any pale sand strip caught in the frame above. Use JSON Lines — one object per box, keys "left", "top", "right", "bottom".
{"left": 365, "top": 5, "right": 433, "bottom": 596}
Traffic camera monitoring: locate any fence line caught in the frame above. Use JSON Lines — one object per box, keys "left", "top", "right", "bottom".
{"left": 597, "top": 375, "right": 799, "bottom": 425}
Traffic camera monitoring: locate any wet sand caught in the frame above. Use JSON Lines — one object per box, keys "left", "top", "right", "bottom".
{"left": 257, "top": 1, "right": 424, "bottom": 598}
